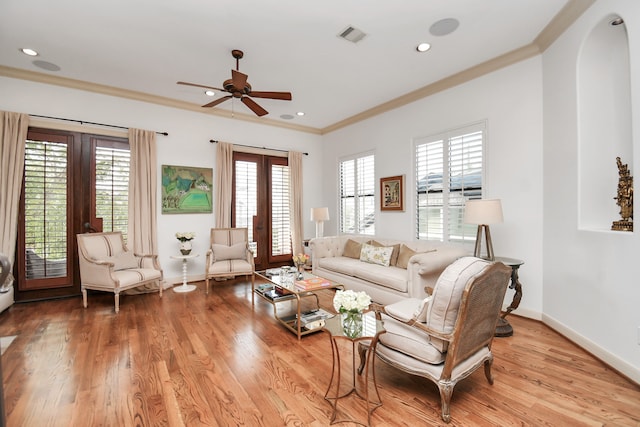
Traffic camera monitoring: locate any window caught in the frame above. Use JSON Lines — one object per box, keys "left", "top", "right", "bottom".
{"left": 415, "top": 123, "right": 484, "bottom": 242}
{"left": 339, "top": 153, "right": 375, "bottom": 235}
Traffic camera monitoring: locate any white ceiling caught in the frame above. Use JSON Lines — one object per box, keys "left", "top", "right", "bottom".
{"left": 1, "top": 0, "right": 572, "bottom": 131}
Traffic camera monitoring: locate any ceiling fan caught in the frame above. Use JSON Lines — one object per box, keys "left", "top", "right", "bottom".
{"left": 177, "top": 49, "right": 292, "bottom": 117}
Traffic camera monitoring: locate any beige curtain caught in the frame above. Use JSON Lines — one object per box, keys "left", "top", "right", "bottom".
{"left": 215, "top": 141, "right": 233, "bottom": 228}
{"left": 289, "top": 151, "right": 304, "bottom": 256}
{"left": 0, "top": 111, "right": 29, "bottom": 288}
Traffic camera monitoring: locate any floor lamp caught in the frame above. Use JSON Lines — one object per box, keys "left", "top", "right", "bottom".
{"left": 464, "top": 199, "right": 503, "bottom": 261}
{"left": 311, "top": 207, "right": 329, "bottom": 238}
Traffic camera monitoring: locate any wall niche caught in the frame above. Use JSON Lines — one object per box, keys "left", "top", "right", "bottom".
{"left": 578, "top": 14, "right": 632, "bottom": 231}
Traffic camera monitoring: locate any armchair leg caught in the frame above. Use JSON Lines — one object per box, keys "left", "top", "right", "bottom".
{"left": 114, "top": 293, "right": 120, "bottom": 314}
{"left": 205, "top": 278, "right": 210, "bottom": 295}
{"left": 159, "top": 280, "right": 163, "bottom": 298}
{"left": 484, "top": 358, "right": 494, "bottom": 385}
{"left": 438, "top": 382, "right": 454, "bottom": 423}
{"left": 81, "top": 287, "right": 88, "bottom": 308}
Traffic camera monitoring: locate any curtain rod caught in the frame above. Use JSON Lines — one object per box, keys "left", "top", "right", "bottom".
{"left": 29, "top": 114, "right": 168, "bottom": 136}
{"left": 209, "top": 139, "right": 308, "bottom": 156}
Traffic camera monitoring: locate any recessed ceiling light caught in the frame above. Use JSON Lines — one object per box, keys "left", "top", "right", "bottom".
{"left": 280, "top": 114, "right": 294, "bottom": 120}
{"left": 416, "top": 43, "right": 431, "bottom": 52}
{"left": 204, "top": 90, "right": 215, "bottom": 96}
{"left": 20, "top": 48, "right": 38, "bottom": 56}
{"left": 610, "top": 17, "right": 624, "bottom": 26}
{"left": 296, "top": 112, "right": 305, "bottom": 116}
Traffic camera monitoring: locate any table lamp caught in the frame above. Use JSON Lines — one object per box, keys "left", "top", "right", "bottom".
{"left": 311, "top": 207, "right": 330, "bottom": 238}
{"left": 464, "top": 199, "right": 503, "bottom": 261}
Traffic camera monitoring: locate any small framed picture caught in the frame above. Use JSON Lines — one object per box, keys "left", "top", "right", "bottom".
{"left": 380, "top": 175, "right": 404, "bottom": 211}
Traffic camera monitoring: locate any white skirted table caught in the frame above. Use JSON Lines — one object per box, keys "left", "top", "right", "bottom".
{"left": 170, "top": 253, "right": 199, "bottom": 293}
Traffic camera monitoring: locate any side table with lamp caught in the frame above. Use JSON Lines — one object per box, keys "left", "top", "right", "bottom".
{"left": 464, "top": 199, "right": 525, "bottom": 336}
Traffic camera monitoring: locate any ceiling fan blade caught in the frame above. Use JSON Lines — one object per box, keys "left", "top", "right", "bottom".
{"left": 177, "top": 81, "right": 225, "bottom": 91}
{"left": 231, "top": 69, "right": 248, "bottom": 89}
{"left": 241, "top": 96, "right": 268, "bottom": 116}
{"left": 248, "top": 91, "right": 292, "bottom": 101}
{"left": 202, "top": 95, "right": 232, "bottom": 108}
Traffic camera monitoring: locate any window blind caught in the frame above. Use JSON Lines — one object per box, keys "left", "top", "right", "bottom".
{"left": 24, "top": 140, "right": 68, "bottom": 279}
{"left": 415, "top": 125, "right": 484, "bottom": 242}
{"left": 340, "top": 153, "right": 375, "bottom": 235}
{"left": 271, "top": 163, "right": 291, "bottom": 256}
{"left": 95, "top": 145, "right": 130, "bottom": 241}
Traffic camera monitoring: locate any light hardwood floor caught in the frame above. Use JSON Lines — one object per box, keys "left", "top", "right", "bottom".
{"left": 0, "top": 277, "right": 638, "bottom": 426}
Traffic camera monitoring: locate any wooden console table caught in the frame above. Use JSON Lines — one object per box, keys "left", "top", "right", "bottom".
{"left": 494, "top": 256, "right": 524, "bottom": 337}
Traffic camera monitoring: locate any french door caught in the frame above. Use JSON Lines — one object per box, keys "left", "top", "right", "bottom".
{"left": 15, "top": 128, "right": 129, "bottom": 301}
{"left": 232, "top": 152, "right": 291, "bottom": 270}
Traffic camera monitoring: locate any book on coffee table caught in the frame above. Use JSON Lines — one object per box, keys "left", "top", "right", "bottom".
{"left": 294, "top": 277, "right": 332, "bottom": 291}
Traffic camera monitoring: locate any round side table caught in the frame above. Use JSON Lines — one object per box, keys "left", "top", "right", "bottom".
{"left": 322, "top": 312, "right": 385, "bottom": 426}
{"left": 170, "top": 253, "right": 199, "bottom": 293}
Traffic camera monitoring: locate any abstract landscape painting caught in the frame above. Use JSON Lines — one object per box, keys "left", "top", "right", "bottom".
{"left": 162, "top": 165, "right": 213, "bottom": 214}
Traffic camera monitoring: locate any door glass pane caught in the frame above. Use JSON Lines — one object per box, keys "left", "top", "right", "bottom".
{"left": 235, "top": 160, "right": 258, "bottom": 254}
{"left": 95, "top": 146, "right": 130, "bottom": 241}
{"left": 24, "top": 140, "right": 68, "bottom": 279}
{"left": 271, "top": 163, "right": 290, "bottom": 256}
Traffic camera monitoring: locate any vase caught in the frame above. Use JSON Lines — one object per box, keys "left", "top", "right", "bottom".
{"left": 296, "top": 263, "right": 305, "bottom": 279}
{"left": 341, "top": 311, "right": 363, "bottom": 338}
{"left": 179, "top": 240, "right": 192, "bottom": 255}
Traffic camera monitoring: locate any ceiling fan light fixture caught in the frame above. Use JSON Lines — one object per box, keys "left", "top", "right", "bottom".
{"left": 204, "top": 89, "right": 215, "bottom": 96}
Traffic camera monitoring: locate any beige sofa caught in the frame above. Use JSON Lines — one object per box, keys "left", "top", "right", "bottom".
{"left": 310, "top": 235, "right": 468, "bottom": 305}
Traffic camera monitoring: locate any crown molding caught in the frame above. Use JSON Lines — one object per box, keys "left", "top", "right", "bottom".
{"left": 0, "top": 65, "right": 322, "bottom": 135}
{"left": 1, "top": 0, "right": 593, "bottom": 137}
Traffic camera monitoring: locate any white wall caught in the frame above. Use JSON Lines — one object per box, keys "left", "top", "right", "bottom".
{"left": 0, "top": 77, "right": 324, "bottom": 283}
{"left": 542, "top": 0, "right": 640, "bottom": 383}
{"left": 321, "top": 57, "right": 545, "bottom": 321}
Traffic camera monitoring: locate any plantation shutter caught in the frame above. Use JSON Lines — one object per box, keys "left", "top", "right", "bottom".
{"left": 340, "top": 153, "right": 375, "bottom": 235}
{"left": 271, "top": 162, "right": 291, "bottom": 256}
{"left": 416, "top": 124, "right": 484, "bottom": 242}
{"left": 23, "top": 139, "right": 68, "bottom": 279}
{"left": 95, "top": 145, "right": 130, "bottom": 241}
{"left": 234, "top": 159, "right": 258, "bottom": 246}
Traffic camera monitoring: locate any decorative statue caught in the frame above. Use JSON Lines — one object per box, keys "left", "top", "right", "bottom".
{"left": 612, "top": 156, "right": 633, "bottom": 231}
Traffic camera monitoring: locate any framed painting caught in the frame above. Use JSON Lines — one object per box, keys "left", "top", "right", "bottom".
{"left": 380, "top": 175, "right": 404, "bottom": 211}
{"left": 162, "top": 165, "right": 213, "bottom": 214}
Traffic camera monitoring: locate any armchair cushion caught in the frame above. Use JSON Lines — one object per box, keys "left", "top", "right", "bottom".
{"left": 212, "top": 242, "right": 246, "bottom": 261}
{"left": 104, "top": 251, "right": 139, "bottom": 271}
{"left": 427, "top": 257, "right": 491, "bottom": 352}
{"left": 380, "top": 318, "right": 446, "bottom": 364}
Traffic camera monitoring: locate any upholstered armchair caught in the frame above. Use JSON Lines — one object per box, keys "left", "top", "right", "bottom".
{"left": 361, "top": 256, "right": 511, "bottom": 423}
{"left": 77, "top": 232, "right": 163, "bottom": 313}
{"left": 205, "top": 228, "right": 255, "bottom": 294}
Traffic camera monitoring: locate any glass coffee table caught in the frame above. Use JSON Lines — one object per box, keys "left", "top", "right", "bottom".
{"left": 254, "top": 268, "right": 345, "bottom": 340}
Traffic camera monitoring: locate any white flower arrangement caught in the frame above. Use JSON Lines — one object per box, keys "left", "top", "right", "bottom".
{"left": 333, "top": 289, "right": 372, "bottom": 314}
{"left": 175, "top": 232, "right": 195, "bottom": 242}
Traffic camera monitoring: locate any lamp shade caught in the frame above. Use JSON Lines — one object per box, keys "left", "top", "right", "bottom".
{"left": 310, "top": 207, "right": 330, "bottom": 222}
{"left": 464, "top": 199, "right": 503, "bottom": 225}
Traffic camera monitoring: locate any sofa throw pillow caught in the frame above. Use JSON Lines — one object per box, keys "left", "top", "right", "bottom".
{"left": 395, "top": 244, "right": 417, "bottom": 269}
{"left": 370, "top": 240, "right": 401, "bottom": 266}
{"left": 342, "top": 239, "right": 362, "bottom": 259}
{"left": 212, "top": 242, "right": 246, "bottom": 261}
{"left": 105, "top": 251, "right": 139, "bottom": 271}
{"left": 359, "top": 243, "right": 393, "bottom": 267}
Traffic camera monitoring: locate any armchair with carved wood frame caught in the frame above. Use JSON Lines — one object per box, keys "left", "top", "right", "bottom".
{"left": 205, "top": 228, "right": 255, "bottom": 295}
{"left": 359, "top": 257, "right": 511, "bottom": 423}
{"left": 77, "top": 232, "right": 163, "bottom": 313}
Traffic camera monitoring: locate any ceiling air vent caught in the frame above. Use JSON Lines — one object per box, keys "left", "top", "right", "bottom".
{"left": 338, "top": 26, "right": 367, "bottom": 43}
